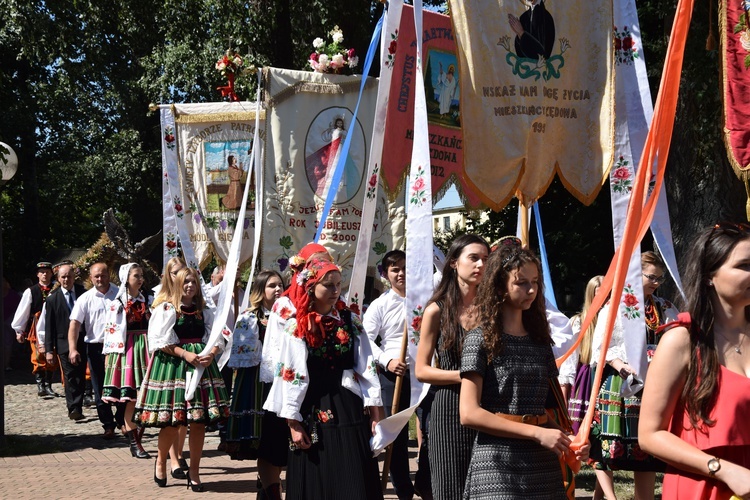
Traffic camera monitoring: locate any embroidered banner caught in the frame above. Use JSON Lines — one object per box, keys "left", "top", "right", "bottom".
{"left": 380, "top": 5, "right": 482, "bottom": 207}
{"left": 448, "top": 0, "right": 615, "bottom": 209}
{"left": 721, "top": 0, "right": 750, "bottom": 175}
{"left": 261, "top": 67, "right": 405, "bottom": 284}
{"left": 160, "top": 102, "right": 265, "bottom": 269}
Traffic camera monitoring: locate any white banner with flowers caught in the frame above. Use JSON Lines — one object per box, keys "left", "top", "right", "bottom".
{"left": 159, "top": 102, "right": 265, "bottom": 270}
{"left": 261, "top": 66, "right": 405, "bottom": 286}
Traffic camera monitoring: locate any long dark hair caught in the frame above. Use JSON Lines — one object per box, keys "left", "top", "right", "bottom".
{"left": 475, "top": 246, "right": 551, "bottom": 362}
{"left": 249, "top": 269, "right": 285, "bottom": 317}
{"left": 429, "top": 234, "right": 490, "bottom": 354}
{"left": 680, "top": 223, "right": 750, "bottom": 428}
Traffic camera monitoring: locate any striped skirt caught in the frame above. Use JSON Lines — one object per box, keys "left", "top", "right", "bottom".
{"left": 225, "top": 365, "right": 264, "bottom": 460}
{"left": 133, "top": 341, "right": 230, "bottom": 427}
{"left": 102, "top": 329, "right": 150, "bottom": 403}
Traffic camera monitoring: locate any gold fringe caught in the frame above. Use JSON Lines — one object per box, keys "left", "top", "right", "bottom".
{"left": 745, "top": 179, "right": 750, "bottom": 222}
{"left": 174, "top": 111, "right": 265, "bottom": 124}
{"left": 267, "top": 78, "right": 377, "bottom": 108}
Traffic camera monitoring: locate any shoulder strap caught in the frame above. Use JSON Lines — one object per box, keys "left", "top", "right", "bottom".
{"left": 655, "top": 311, "right": 691, "bottom": 335}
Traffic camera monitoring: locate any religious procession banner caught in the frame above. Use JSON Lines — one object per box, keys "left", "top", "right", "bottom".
{"left": 261, "top": 67, "right": 405, "bottom": 283}
{"left": 720, "top": 0, "right": 750, "bottom": 176}
{"left": 381, "top": 5, "right": 482, "bottom": 207}
{"left": 448, "top": 0, "right": 615, "bottom": 209}
{"left": 160, "top": 102, "right": 264, "bottom": 269}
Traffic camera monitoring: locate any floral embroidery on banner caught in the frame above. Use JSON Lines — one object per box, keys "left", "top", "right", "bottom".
{"left": 409, "top": 166, "right": 428, "bottom": 206}
{"left": 164, "top": 126, "right": 176, "bottom": 150}
{"left": 610, "top": 156, "right": 633, "bottom": 195}
{"left": 410, "top": 305, "right": 424, "bottom": 345}
{"left": 276, "top": 235, "right": 294, "bottom": 272}
{"left": 165, "top": 232, "right": 178, "bottom": 256}
{"left": 276, "top": 362, "right": 305, "bottom": 385}
{"left": 173, "top": 196, "right": 184, "bottom": 219}
{"left": 735, "top": 1, "right": 750, "bottom": 69}
{"left": 614, "top": 26, "right": 639, "bottom": 65}
{"left": 349, "top": 292, "right": 360, "bottom": 316}
{"left": 373, "top": 241, "right": 388, "bottom": 277}
{"left": 384, "top": 29, "right": 398, "bottom": 69}
{"left": 622, "top": 284, "right": 641, "bottom": 320}
{"left": 365, "top": 164, "right": 380, "bottom": 200}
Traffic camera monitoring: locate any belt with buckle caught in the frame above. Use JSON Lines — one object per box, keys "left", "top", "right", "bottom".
{"left": 495, "top": 412, "right": 548, "bottom": 425}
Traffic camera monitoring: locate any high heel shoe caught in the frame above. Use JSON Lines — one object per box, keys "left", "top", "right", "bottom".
{"left": 178, "top": 457, "right": 189, "bottom": 470}
{"left": 153, "top": 461, "right": 167, "bottom": 488}
{"left": 186, "top": 471, "right": 204, "bottom": 492}
{"left": 171, "top": 467, "right": 187, "bottom": 480}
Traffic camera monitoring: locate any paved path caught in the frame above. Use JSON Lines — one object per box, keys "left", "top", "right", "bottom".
{"left": 2, "top": 358, "right": 597, "bottom": 499}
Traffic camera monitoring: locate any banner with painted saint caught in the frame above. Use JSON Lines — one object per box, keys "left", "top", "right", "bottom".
{"left": 262, "top": 67, "right": 406, "bottom": 285}
{"left": 164, "top": 102, "right": 264, "bottom": 268}
{"left": 448, "top": 0, "right": 615, "bottom": 209}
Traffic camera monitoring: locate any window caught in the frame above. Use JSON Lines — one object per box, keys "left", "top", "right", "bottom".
{"left": 443, "top": 216, "right": 451, "bottom": 231}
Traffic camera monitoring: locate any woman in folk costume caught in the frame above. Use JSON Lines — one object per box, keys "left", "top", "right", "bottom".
{"left": 640, "top": 222, "right": 750, "bottom": 499}
{"left": 134, "top": 267, "right": 230, "bottom": 491}
{"left": 225, "top": 270, "right": 284, "bottom": 462}
{"left": 101, "top": 263, "right": 152, "bottom": 459}
{"left": 255, "top": 243, "right": 330, "bottom": 499}
{"left": 263, "top": 257, "right": 384, "bottom": 500}
{"left": 590, "top": 251, "right": 678, "bottom": 499}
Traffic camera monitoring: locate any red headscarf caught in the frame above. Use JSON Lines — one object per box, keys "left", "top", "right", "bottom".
{"left": 283, "top": 242, "right": 333, "bottom": 306}
{"left": 289, "top": 258, "right": 341, "bottom": 348}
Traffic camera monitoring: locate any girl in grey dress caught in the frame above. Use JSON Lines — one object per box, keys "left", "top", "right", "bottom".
{"left": 459, "top": 244, "right": 589, "bottom": 499}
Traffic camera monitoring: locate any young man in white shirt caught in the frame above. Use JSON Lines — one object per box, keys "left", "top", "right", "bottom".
{"left": 363, "top": 250, "right": 414, "bottom": 500}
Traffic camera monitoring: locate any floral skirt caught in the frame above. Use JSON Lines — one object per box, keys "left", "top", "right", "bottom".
{"left": 225, "top": 365, "right": 264, "bottom": 460}
{"left": 132, "top": 342, "right": 230, "bottom": 427}
{"left": 590, "top": 366, "right": 665, "bottom": 472}
{"left": 102, "top": 330, "right": 150, "bottom": 403}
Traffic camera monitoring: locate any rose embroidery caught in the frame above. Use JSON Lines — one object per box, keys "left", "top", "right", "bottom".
{"left": 622, "top": 284, "right": 641, "bottom": 320}
{"left": 610, "top": 156, "right": 633, "bottom": 195}
{"left": 316, "top": 409, "right": 334, "bottom": 423}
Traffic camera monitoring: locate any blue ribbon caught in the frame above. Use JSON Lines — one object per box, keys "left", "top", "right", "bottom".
{"left": 314, "top": 12, "right": 384, "bottom": 242}
{"left": 533, "top": 202, "right": 558, "bottom": 308}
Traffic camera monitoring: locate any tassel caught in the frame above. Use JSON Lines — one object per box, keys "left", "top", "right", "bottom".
{"left": 706, "top": 0, "right": 717, "bottom": 50}
{"left": 744, "top": 179, "right": 750, "bottom": 222}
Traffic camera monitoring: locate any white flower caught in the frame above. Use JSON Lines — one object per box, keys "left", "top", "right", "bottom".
{"left": 318, "top": 53, "right": 329, "bottom": 67}
{"left": 330, "top": 26, "right": 344, "bottom": 44}
{"left": 347, "top": 55, "right": 359, "bottom": 68}
{"left": 313, "top": 37, "right": 325, "bottom": 49}
{"left": 217, "top": 62, "right": 226, "bottom": 71}
{"left": 331, "top": 53, "right": 344, "bottom": 68}
{"left": 233, "top": 56, "right": 243, "bottom": 67}
{"left": 741, "top": 30, "right": 750, "bottom": 52}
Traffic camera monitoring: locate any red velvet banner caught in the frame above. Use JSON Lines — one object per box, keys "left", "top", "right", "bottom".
{"left": 721, "top": 0, "right": 750, "bottom": 174}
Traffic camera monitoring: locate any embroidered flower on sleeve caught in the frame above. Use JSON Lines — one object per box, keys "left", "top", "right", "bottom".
{"left": 316, "top": 409, "right": 334, "bottom": 423}
{"left": 276, "top": 362, "right": 305, "bottom": 385}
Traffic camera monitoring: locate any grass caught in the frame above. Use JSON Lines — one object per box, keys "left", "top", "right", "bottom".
{"left": 575, "top": 465, "right": 663, "bottom": 499}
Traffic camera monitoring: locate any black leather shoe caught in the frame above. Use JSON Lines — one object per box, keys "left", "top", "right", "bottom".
{"left": 154, "top": 462, "right": 167, "bottom": 488}
{"left": 68, "top": 409, "right": 84, "bottom": 421}
{"left": 83, "top": 395, "right": 95, "bottom": 407}
{"left": 171, "top": 467, "right": 187, "bottom": 480}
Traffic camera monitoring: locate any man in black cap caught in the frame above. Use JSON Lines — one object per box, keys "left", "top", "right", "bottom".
{"left": 11, "top": 261, "right": 60, "bottom": 398}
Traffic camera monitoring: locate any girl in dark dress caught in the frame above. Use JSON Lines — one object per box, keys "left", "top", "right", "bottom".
{"left": 415, "top": 234, "right": 490, "bottom": 500}
{"left": 263, "top": 258, "right": 384, "bottom": 500}
{"left": 459, "top": 245, "right": 588, "bottom": 499}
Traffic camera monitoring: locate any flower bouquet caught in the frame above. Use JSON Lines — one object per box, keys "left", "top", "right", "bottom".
{"left": 215, "top": 49, "right": 244, "bottom": 101}
{"left": 308, "top": 25, "right": 359, "bottom": 74}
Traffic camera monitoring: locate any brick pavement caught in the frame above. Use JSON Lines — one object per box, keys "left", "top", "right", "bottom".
{"left": 0, "top": 367, "right": 411, "bottom": 499}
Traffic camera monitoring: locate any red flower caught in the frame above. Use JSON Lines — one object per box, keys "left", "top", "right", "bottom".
{"left": 411, "top": 316, "right": 422, "bottom": 332}
{"left": 613, "top": 167, "right": 629, "bottom": 180}
{"left": 623, "top": 293, "right": 638, "bottom": 307}
{"left": 282, "top": 368, "right": 296, "bottom": 382}
{"left": 614, "top": 37, "right": 622, "bottom": 51}
{"left": 368, "top": 173, "right": 377, "bottom": 188}
{"left": 310, "top": 52, "right": 319, "bottom": 62}
{"left": 165, "top": 134, "right": 175, "bottom": 143}
{"left": 336, "top": 328, "right": 349, "bottom": 344}
{"left": 318, "top": 411, "right": 330, "bottom": 423}
{"left": 349, "top": 304, "right": 360, "bottom": 315}
{"left": 347, "top": 48, "right": 356, "bottom": 59}
{"left": 413, "top": 177, "right": 425, "bottom": 191}
{"left": 166, "top": 240, "right": 177, "bottom": 249}
{"left": 622, "top": 37, "right": 633, "bottom": 50}
{"left": 609, "top": 440, "right": 624, "bottom": 459}
{"left": 174, "top": 204, "right": 182, "bottom": 212}
{"left": 279, "top": 306, "right": 292, "bottom": 320}
{"left": 388, "top": 40, "right": 397, "bottom": 55}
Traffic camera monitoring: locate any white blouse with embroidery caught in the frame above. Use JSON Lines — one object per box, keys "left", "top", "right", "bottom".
{"left": 227, "top": 308, "right": 264, "bottom": 369}
{"left": 259, "top": 296, "right": 297, "bottom": 383}
{"left": 262, "top": 308, "right": 382, "bottom": 422}
{"left": 147, "top": 303, "right": 225, "bottom": 353}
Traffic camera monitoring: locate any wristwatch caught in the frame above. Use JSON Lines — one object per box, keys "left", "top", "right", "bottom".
{"left": 707, "top": 457, "right": 721, "bottom": 477}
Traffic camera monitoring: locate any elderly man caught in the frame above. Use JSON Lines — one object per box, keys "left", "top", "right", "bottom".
{"left": 41, "top": 263, "right": 88, "bottom": 420}
{"left": 11, "top": 261, "right": 60, "bottom": 398}
{"left": 68, "top": 263, "right": 124, "bottom": 439}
